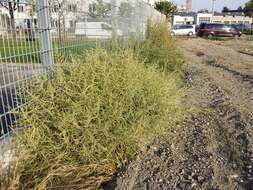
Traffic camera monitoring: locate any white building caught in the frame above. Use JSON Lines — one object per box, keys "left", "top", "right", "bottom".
{"left": 195, "top": 12, "right": 212, "bottom": 25}
{"left": 172, "top": 5, "right": 253, "bottom": 26}
{"left": 177, "top": 5, "right": 187, "bottom": 12}
{"left": 0, "top": 2, "right": 31, "bottom": 28}
{"left": 173, "top": 12, "right": 195, "bottom": 25}
{"left": 213, "top": 12, "right": 252, "bottom": 25}
{"left": 0, "top": 0, "right": 89, "bottom": 35}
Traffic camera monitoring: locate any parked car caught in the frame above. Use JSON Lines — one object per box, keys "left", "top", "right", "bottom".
{"left": 75, "top": 22, "right": 123, "bottom": 39}
{"left": 171, "top": 25, "right": 196, "bottom": 36}
{"left": 232, "top": 23, "right": 252, "bottom": 35}
{"left": 197, "top": 23, "right": 241, "bottom": 38}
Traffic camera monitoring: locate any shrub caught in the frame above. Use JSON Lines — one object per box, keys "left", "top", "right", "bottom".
{"left": 9, "top": 48, "right": 183, "bottom": 189}
{"left": 137, "top": 21, "right": 184, "bottom": 73}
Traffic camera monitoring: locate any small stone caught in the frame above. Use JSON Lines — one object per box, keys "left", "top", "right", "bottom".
{"left": 177, "top": 182, "right": 187, "bottom": 189}
{"left": 197, "top": 176, "right": 205, "bottom": 182}
{"left": 230, "top": 174, "right": 239, "bottom": 179}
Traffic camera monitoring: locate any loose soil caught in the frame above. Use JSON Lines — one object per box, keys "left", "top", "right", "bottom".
{"left": 103, "top": 38, "right": 253, "bottom": 190}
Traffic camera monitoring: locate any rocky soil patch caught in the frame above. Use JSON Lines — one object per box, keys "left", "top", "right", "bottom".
{"left": 103, "top": 38, "right": 253, "bottom": 190}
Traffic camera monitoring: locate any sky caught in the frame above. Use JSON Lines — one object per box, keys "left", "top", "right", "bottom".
{"left": 172, "top": 0, "right": 249, "bottom": 12}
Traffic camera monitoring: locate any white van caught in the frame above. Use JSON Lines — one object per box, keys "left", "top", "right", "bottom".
{"left": 171, "top": 25, "right": 196, "bottom": 36}
{"left": 75, "top": 22, "right": 123, "bottom": 39}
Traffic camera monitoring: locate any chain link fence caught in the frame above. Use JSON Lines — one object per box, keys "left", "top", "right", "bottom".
{"left": 0, "top": 0, "right": 165, "bottom": 144}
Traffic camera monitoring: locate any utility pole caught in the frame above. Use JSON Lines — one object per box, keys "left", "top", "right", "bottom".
{"left": 111, "top": 0, "right": 117, "bottom": 41}
{"left": 211, "top": 0, "right": 216, "bottom": 23}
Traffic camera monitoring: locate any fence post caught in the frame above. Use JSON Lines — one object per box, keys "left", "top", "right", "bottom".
{"left": 111, "top": 0, "right": 117, "bottom": 41}
{"left": 37, "top": 0, "right": 54, "bottom": 70}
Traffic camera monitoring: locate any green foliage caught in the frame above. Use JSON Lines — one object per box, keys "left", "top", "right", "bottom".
{"left": 244, "top": 0, "right": 253, "bottom": 17}
{"left": 119, "top": 2, "right": 133, "bottom": 17}
{"left": 136, "top": 22, "right": 184, "bottom": 74}
{"left": 8, "top": 45, "right": 183, "bottom": 189}
{"left": 222, "top": 6, "right": 230, "bottom": 13}
{"left": 154, "top": 1, "right": 178, "bottom": 18}
{"left": 89, "top": 0, "right": 112, "bottom": 18}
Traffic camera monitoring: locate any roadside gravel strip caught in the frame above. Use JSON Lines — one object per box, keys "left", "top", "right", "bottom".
{"left": 103, "top": 38, "right": 253, "bottom": 190}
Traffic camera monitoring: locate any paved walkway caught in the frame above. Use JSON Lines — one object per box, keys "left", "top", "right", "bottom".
{"left": 0, "top": 63, "right": 44, "bottom": 138}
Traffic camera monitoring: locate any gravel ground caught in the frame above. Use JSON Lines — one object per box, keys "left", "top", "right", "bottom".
{"left": 103, "top": 38, "right": 253, "bottom": 190}
{"left": 0, "top": 138, "right": 16, "bottom": 189}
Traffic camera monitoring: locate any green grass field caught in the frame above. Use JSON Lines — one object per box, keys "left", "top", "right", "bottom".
{"left": 0, "top": 38, "right": 100, "bottom": 64}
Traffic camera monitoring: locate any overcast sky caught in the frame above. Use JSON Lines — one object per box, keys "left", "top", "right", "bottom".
{"left": 172, "top": 0, "right": 249, "bottom": 12}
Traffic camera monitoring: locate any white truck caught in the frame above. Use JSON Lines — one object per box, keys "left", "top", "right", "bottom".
{"left": 75, "top": 22, "right": 123, "bottom": 39}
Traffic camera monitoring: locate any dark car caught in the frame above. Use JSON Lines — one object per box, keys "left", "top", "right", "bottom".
{"left": 197, "top": 23, "right": 241, "bottom": 38}
{"left": 232, "top": 23, "right": 252, "bottom": 35}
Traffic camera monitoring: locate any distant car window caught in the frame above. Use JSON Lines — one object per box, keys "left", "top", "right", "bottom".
{"left": 205, "top": 24, "right": 213, "bottom": 29}
{"left": 199, "top": 23, "right": 206, "bottom": 29}
{"left": 185, "top": 25, "right": 193, "bottom": 29}
{"left": 173, "top": 25, "right": 180, "bottom": 30}
{"left": 230, "top": 25, "right": 237, "bottom": 31}
{"left": 101, "top": 23, "right": 112, "bottom": 30}
{"left": 205, "top": 24, "right": 223, "bottom": 29}
{"left": 214, "top": 24, "right": 224, "bottom": 29}
{"left": 223, "top": 25, "right": 230, "bottom": 29}
{"left": 178, "top": 25, "right": 185, "bottom": 29}
{"left": 179, "top": 25, "right": 193, "bottom": 29}
{"left": 231, "top": 25, "right": 237, "bottom": 29}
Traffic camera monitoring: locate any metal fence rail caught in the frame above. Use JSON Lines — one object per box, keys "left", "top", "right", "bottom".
{"left": 0, "top": 0, "right": 165, "bottom": 143}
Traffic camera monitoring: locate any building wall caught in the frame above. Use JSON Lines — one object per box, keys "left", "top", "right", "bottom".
{"left": 0, "top": 4, "right": 31, "bottom": 27}
{"left": 213, "top": 15, "right": 252, "bottom": 25}
{"left": 173, "top": 15, "right": 194, "bottom": 25}
{"left": 196, "top": 13, "right": 212, "bottom": 25}
{"left": 177, "top": 5, "right": 187, "bottom": 12}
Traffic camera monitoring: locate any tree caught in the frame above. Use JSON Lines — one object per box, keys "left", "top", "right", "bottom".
{"left": 154, "top": 1, "right": 177, "bottom": 19}
{"left": 244, "top": 0, "right": 253, "bottom": 17}
{"left": 237, "top": 6, "right": 243, "bottom": 12}
{"left": 89, "top": 0, "right": 111, "bottom": 18}
{"left": 119, "top": 2, "right": 133, "bottom": 18}
{"left": 0, "top": 0, "right": 20, "bottom": 38}
{"left": 244, "top": 0, "right": 253, "bottom": 36}
{"left": 222, "top": 6, "right": 230, "bottom": 13}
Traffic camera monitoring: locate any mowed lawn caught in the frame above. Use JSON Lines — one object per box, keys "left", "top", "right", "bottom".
{"left": 0, "top": 38, "right": 99, "bottom": 64}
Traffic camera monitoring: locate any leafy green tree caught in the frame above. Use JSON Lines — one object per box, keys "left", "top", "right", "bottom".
{"left": 119, "top": 2, "right": 133, "bottom": 17}
{"left": 89, "top": 0, "right": 111, "bottom": 18}
{"left": 154, "top": 1, "right": 177, "bottom": 19}
{"left": 222, "top": 6, "right": 229, "bottom": 13}
{"left": 237, "top": 6, "right": 243, "bottom": 12}
{"left": 244, "top": 0, "right": 253, "bottom": 17}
